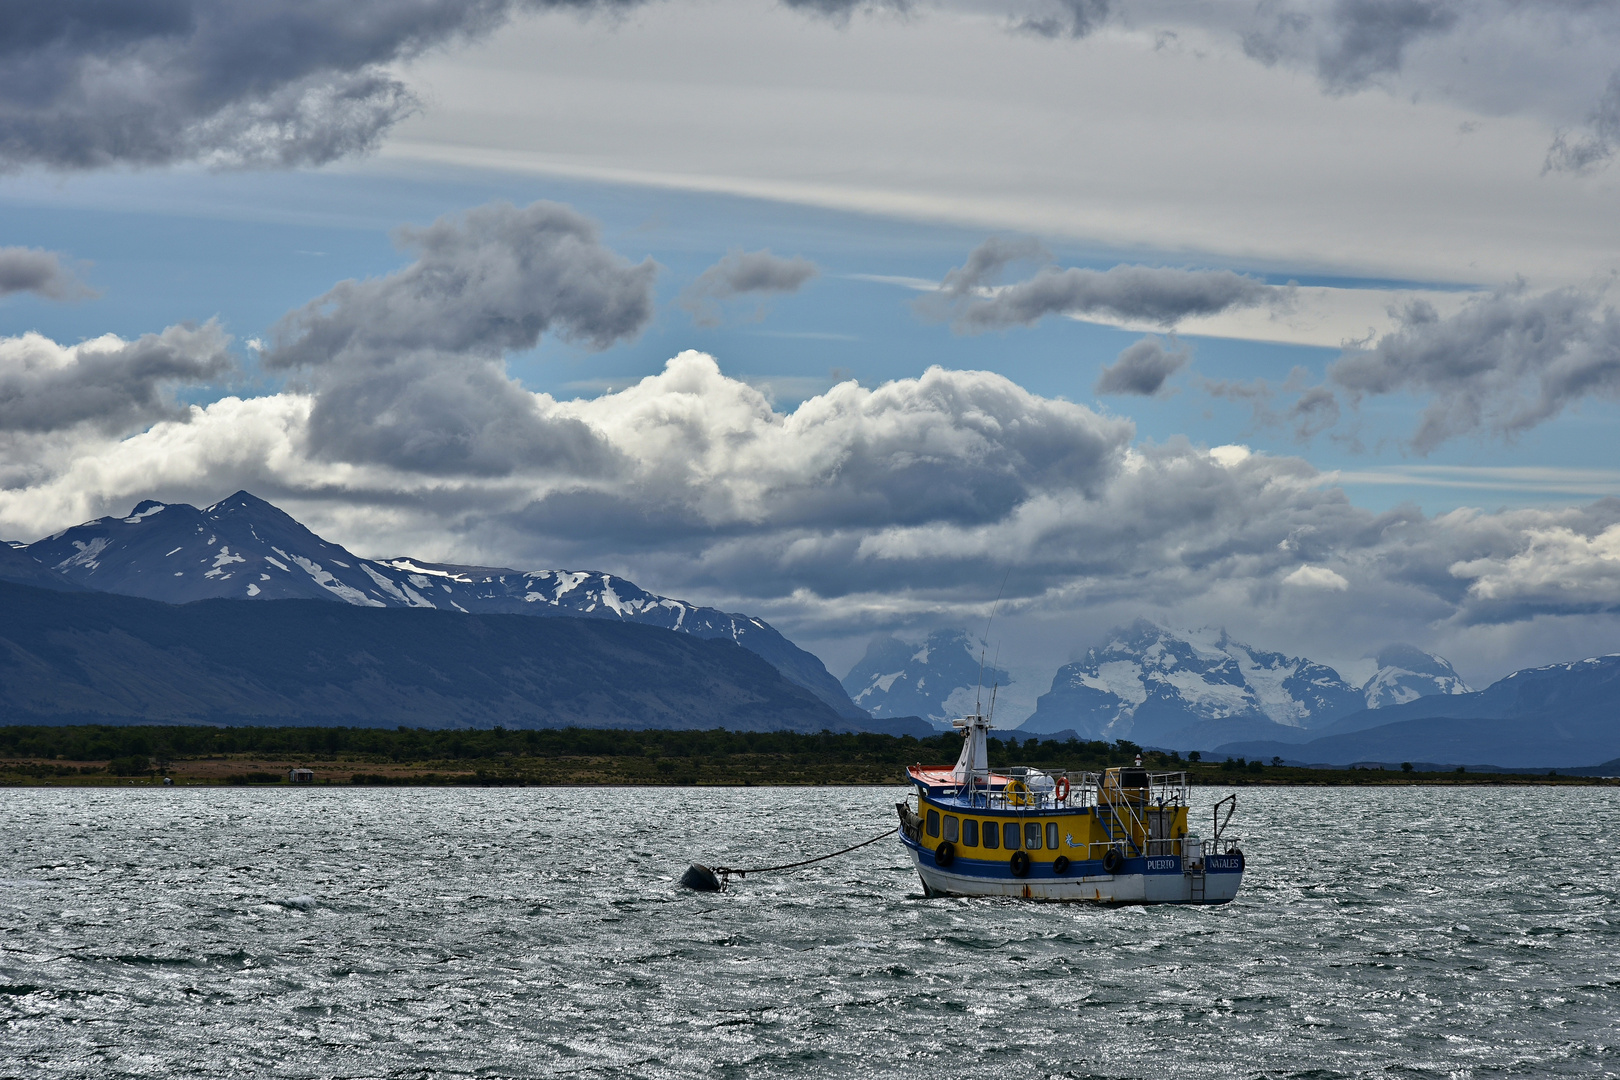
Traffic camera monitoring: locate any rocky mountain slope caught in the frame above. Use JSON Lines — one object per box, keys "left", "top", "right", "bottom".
{"left": 0, "top": 580, "right": 931, "bottom": 734}
{"left": 841, "top": 629, "right": 1012, "bottom": 728}
{"left": 18, "top": 492, "right": 863, "bottom": 720}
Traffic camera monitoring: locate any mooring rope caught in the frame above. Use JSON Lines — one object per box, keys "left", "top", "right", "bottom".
{"left": 714, "top": 827, "right": 898, "bottom": 879}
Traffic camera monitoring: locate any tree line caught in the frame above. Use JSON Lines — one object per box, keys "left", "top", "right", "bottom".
{"left": 0, "top": 723, "right": 1170, "bottom": 769}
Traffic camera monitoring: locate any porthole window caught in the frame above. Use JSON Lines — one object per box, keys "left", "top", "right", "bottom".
{"left": 927, "top": 809, "right": 940, "bottom": 838}
{"left": 963, "top": 819, "right": 980, "bottom": 847}
{"left": 944, "top": 815, "right": 959, "bottom": 843}
{"left": 1024, "top": 821, "right": 1042, "bottom": 850}
{"left": 982, "top": 821, "right": 999, "bottom": 849}
{"left": 1046, "top": 822, "right": 1060, "bottom": 850}
{"left": 1003, "top": 822, "right": 1021, "bottom": 850}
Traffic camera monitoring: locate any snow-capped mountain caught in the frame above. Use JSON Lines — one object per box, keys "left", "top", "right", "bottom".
{"left": 1019, "top": 621, "right": 1368, "bottom": 748}
{"left": 1218, "top": 654, "right": 1620, "bottom": 769}
{"left": 841, "top": 629, "right": 1011, "bottom": 729}
{"left": 1361, "top": 643, "right": 1472, "bottom": 708}
{"left": 21, "top": 491, "right": 863, "bottom": 719}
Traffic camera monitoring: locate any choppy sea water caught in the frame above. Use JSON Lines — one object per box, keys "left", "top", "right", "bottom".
{"left": 1, "top": 785, "right": 1617, "bottom": 1079}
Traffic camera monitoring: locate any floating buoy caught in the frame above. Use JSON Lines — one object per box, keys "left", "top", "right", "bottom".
{"left": 679, "top": 863, "right": 723, "bottom": 892}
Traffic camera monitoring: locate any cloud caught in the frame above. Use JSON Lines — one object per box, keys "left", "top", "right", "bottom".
{"left": 1095, "top": 335, "right": 1189, "bottom": 396}
{"left": 268, "top": 200, "right": 657, "bottom": 366}
{"left": 264, "top": 199, "right": 656, "bottom": 475}
{"left": 0, "top": 0, "right": 642, "bottom": 172}
{"left": 0, "top": 247, "right": 93, "bottom": 300}
{"left": 1243, "top": 0, "right": 1458, "bottom": 93}
{"left": 1283, "top": 564, "right": 1350, "bottom": 590}
{"left": 1017, "top": 0, "right": 1112, "bottom": 40}
{"left": 1449, "top": 514, "right": 1620, "bottom": 619}
{"left": 925, "top": 239, "right": 1281, "bottom": 332}
{"left": 11, "top": 337, "right": 1620, "bottom": 685}
{"left": 1329, "top": 283, "right": 1620, "bottom": 453}
{"left": 1545, "top": 69, "right": 1620, "bottom": 173}
{"left": 679, "top": 248, "right": 818, "bottom": 326}
{"left": 0, "top": 322, "right": 233, "bottom": 434}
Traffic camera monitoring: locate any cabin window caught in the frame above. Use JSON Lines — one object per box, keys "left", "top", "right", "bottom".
{"left": 1046, "top": 822, "right": 1060, "bottom": 849}
{"left": 1025, "top": 822, "right": 1042, "bottom": 850}
{"left": 944, "top": 815, "right": 959, "bottom": 843}
{"left": 927, "top": 809, "right": 940, "bottom": 838}
{"left": 1003, "top": 822, "right": 1021, "bottom": 850}
{"left": 962, "top": 819, "right": 979, "bottom": 847}
{"left": 981, "top": 821, "right": 998, "bottom": 849}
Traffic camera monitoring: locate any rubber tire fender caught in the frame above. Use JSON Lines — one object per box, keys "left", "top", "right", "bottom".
{"left": 934, "top": 840, "right": 955, "bottom": 867}
{"left": 1051, "top": 855, "right": 1070, "bottom": 875}
{"left": 1009, "top": 850, "right": 1031, "bottom": 878}
{"left": 1103, "top": 848, "right": 1125, "bottom": 875}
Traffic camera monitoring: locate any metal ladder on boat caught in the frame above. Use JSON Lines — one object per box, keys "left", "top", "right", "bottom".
{"left": 1098, "top": 799, "right": 1144, "bottom": 859}
{"left": 1187, "top": 866, "right": 1206, "bottom": 903}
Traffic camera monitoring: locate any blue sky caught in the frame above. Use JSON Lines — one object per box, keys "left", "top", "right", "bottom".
{"left": 3, "top": 0, "right": 1620, "bottom": 717}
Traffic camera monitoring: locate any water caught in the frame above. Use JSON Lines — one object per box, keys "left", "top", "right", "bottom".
{"left": 1, "top": 786, "right": 1617, "bottom": 1079}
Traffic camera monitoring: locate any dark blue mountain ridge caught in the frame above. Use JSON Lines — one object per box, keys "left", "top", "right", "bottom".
{"left": 1216, "top": 654, "right": 1620, "bottom": 768}
{"left": 19, "top": 491, "right": 863, "bottom": 720}
{"left": 0, "top": 541, "right": 85, "bottom": 591}
{"left": 0, "top": 579, "right": 931, "bottom": 734}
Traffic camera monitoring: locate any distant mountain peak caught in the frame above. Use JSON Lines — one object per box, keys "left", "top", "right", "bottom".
{"left": 842, "top": 627, "right": 1010, "bottom": 728}
{"left": 1363, "top": 642, "right": 1471, "bottom": 708}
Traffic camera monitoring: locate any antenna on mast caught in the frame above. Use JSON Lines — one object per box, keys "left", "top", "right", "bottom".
{"left": 975, "top": 570, "right": 1012, "bottom": 718}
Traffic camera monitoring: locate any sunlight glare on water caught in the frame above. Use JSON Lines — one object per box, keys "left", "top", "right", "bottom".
{"left": 1, "top": 785, "right": 1617, "bottom": 1078}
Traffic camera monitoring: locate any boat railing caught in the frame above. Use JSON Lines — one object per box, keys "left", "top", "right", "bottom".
{"left": 937, "top": 768, "right": 1194, "bottom": 815}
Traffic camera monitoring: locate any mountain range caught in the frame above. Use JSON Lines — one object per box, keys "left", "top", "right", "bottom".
{"left": 4, "top": 494, "right": 1618, "bottom": 765}
{"left": 0, "top": 579, "right": 921, "bottom": 733}
{"left": 13, "top": 492, "right": 863, "bottom": 721}
{"left": 841, "top": 629, "right": 1011, "bottom": 729}
{"left": 1217, "top": 655, "right": 1620, "bottom": 769}
{"left": 1017, "top": 622, "right": 1471, "bottom": 750}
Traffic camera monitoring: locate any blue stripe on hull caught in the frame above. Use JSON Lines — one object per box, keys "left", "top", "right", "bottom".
{"left": 900, "top": 833, "right": 1242, "bottom": 904}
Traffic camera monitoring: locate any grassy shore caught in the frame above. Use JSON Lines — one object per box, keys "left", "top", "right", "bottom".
{"left": 0, "top": 724, "right": 1611, "bottom": 787}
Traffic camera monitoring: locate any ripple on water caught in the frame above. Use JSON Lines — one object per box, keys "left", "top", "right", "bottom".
{"left": 0, "top": 785, "right": 1617, "bottom": 1077}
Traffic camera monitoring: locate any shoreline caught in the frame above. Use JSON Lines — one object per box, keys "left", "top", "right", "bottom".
{"left": 3, "top": 723, "right": 1612, "bottom": 788}
{"left": 3, "top": 756, "right": 1613, "bottom": 788}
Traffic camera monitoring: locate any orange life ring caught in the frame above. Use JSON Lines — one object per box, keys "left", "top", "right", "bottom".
{"left": 1053, "top": 775, "right": 1071, "bottom": 802}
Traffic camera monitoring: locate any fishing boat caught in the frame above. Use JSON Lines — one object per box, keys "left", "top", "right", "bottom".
{"left": 896, "top": 711, "right": 1245, "bottom": 903}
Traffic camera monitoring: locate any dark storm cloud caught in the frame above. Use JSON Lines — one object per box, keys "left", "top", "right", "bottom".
{"left": 0, "top": 247, "right": 92, "bottom": 300}
{"left": 1242, "top": 0, "right": 1459, "bottom": 92}
{"left": 302, "top": 352, "right": 619, "bottom": 477}
{"left": 0, "top": 0, "right": 639, "bottom": 171}
{"left": 1018, "top": 0, "right": 1112, "bottom": 39}
{"left": 1330, "top": 284, "right": 1620, "bottom": 453}
{"left": 265, "top": 199, "right": 653, "bottom": 476}
{"left": 0, "top": 320, "right": 232, "bottom": 433}
{"left": 679, "top": 249, "right": 818, "bottom": 326}
{"left": 1094, "top": 336, "right": 1189, "bottom": 396}
{"left": 267, "top": 200, "right": 657, "bottom": 367}
{"left": 927, "top": 238, "right": 1280, "bottom": 332}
